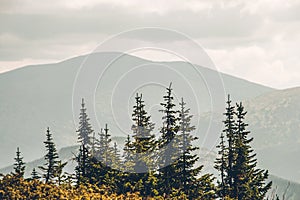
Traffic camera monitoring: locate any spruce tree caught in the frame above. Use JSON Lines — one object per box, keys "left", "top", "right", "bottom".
{"left": 223, "top": 94, "right": 236, "bottom": 191}
{"left": 121, "top": 135, "right": 135, "bottom": 193}
{"left": 130, "top": 93, "right": 157, "bottom": 197}
{"left": 77, "top": 98, "right": 94, "bottom": 148}
{"left": 131, "top": 93, "right": 156, "bottom": 173}
{"left": 123, "top": 135, "right": 134, "bottom": 172}
{"left": 75, "top": 144, "right": 90, "bottom": 185}
{"left": 215, "top": 131, "right": 228, "bottom": 197}
{"left": 31, "top": 168, "right": 40, "bottom": 180}
{"left": 232, "top": 102, "right": 272, "bottom": 199}
{"left": 176, "top": 98, "right": 213, "bottom": 199}
{"left": 157, "top": 83, "right": 180, "bottom": 196}
{"left": 95, "top": 128, "right": 105, "bottom": 162}
{"left": 215, "top": 97, "right": 272, "bottom": 199}
{"left": 55, "top": 160, "right": 67, "bottom": 185}
{"left": 39, "top": 127, "right": 60, "bottom": 184}
{"left": 13, "top": 147, "right": 25, "bottom": 177}
{"left": 112, "top": 142, "right": 121, "bottom": 171}
{"left": 102, "top": 124, "right": 114, "bottom": 167}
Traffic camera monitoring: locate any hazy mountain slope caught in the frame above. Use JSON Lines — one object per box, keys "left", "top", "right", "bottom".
{"left": 245, "top": 87, "right": 300, "bottom": 184}
{"left": 0, "top": 52, "right": 274, "bottom": 167}
{"left": 197, "top": 87, "right": 300, "bottom": 183}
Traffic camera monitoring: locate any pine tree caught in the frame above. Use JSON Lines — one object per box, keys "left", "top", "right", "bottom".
{"left": 39, "top": 127, "right": 60, "bottom": 183}
{"left": 112, "top": 142, "right": 121, "bottom": 171}
{"left": 102, "top": 124, "right": 114, "bottom": 167}
{"left": 130, "top": 93, "right": 157, "bottom": 197}
{"left": 121, "top": 135, "right": 135, "bottom": 193}
{"left": 13, "top": 147, "right": 25, "bottom": 177}
{"left": 176, "top": 98, "right": 213, "bottom": 199}
{"left": 55, "top": 160, "right": 67, "bottom": 185}
{"left": 95, "top": 128, "right": 105, "bottom": 162}
{"left": 123, "top": 135, "right": 134, "bottom": 172}
{"left": 157, "top": 83, "right": 180, "bottom": 196}
{"left": 77, "top": 98, "right": 94, "bottom": 149}
{"left": 232, "top": 102, "right": 272, "bottom": 199}
{"left": 223, "top": 94, "right": 236, "bottom": 191}
{"left": 31, "top": 168, "right": 40, "bottom": 180}
{"left": 75, "top": 144, "right": 90, "bottom": 185}
{"left": 174, "top": 98, "right": 216, "bottom": 199}
{"left": 131, "top": 93, "right": 156, "bottom": 173}
{"left": 215, "top": 131, "right": 228, "bottom": 197}
{"left": 215, "top": 97, "right": 272, "bottom": 199}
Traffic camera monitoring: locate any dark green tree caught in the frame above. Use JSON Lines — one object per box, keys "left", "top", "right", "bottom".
{"left": 224, "top": 94, "right": 236, "bottom": 191}
{"left": 215, "top": 131, "right": 228, "bottom": 197}
{"left": 131, "top": 93, "right": 156, "bottom": 173}
{"left": 102, "top": 124, "right": 114, "bottom": 167}
{"left": 75, "top": 144, "right": 90, "bottom": 185}
{"left": 77, "top": 98, "right": 94, "bottom": 148}
{"left": 121, "top": 135, "right": 135, "bottom": 193}
{"left": 232, "top": 102, "right": 272, "bottom": 199}
{"left": 55, "top": 160, "right": 68, "bottom": 185}
{"left": 157, "top": 83, "right": 180, "bottom": 196}
{"left": 215, "top": 97, "right": 272, "bottom": 199}
{"left": 39, "top": 127, "right": 60, "bottom": 184}
{"left": 130, "top": 93, "right": 157, "bottom": 197}
{"left": 13, "top": 147, "right": 25, "bottom": 177}
{"left": 31, "top": 168, "right": 40, "bottom": 180}
{"left": 176, "top": 98, "right": 215, "bottom": 199}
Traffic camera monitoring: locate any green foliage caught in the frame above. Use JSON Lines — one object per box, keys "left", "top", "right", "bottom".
{"left": 38, "top": 127, "right": 64, "bottom": 184}
{"left": 129, "top": 93, "right": 158, "bottom": 197}
{"left": 176, "top": 98, "right": 215, "bottom": 199}
{"left": 13, "top": 147, "right": 25, "bottom": 177}
{"left": 1, "top": 89, "right": 275, "bottom": 199}
{"left": 215, "top": 95, "right": 272, "bottom": 199}
{"left": 157, "top": 83, "right": 180, "bottom": 196}
{"left": 77, "top": 98, "right": 94, "bottom": 147}
{"left": 75, "top": 144, "right": 90, "bottom": 185}
{"left": 30, "top": 168, "right": 40, "bottom": 180}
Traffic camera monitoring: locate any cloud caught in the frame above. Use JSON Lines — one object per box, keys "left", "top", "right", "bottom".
{"left": 0, "top": 0, "right": 300, "bottom": 88}
{"left": 207, "top": 41, "right": 300, "bottom": 89}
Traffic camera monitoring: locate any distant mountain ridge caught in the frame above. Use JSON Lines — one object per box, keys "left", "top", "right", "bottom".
{"left": 0, "top": 52, "right": 274, "bottom": 167}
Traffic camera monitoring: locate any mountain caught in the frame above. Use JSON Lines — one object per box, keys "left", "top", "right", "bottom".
{"left": 0, "top": 52, "right": 274, "bottom": 167}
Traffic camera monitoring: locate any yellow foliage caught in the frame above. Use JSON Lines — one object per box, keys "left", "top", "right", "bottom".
{"left": 0, "top": 174, "right": 143, "bottom": 200}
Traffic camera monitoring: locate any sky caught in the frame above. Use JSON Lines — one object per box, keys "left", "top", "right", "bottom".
{"left": 0, "top": 0, "right": 300, "bottom": 89}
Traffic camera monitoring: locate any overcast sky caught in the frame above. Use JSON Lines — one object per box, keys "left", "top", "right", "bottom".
{"left": 0, "top": 0, "right": 300, "bottom": 89}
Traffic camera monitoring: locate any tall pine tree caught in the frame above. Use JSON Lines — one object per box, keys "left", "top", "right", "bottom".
{"left": 102, "top": 124, "right": 114, "bottom": 167}
{"left": 232, "top": 102, "right": 272, "bottom": 199}
{"left": 215, "top": 96, "right": 272, "bottom": 199}
{"left": 130, "top": 93, "right": 157, "bottom": 197}
{"left": 131, "top": 93, "right": 156, "bottom": 173}
{"left": 157, "top": 83, "right": 180, "bottom": 196}
{"left": 13, "top": 147, "right": 25, "bottom": 177}
{"left": 39, "top": 127, "right": 61, "bottom": 184}
{"left": 215, "top": 131, "right": 228, "bottom": 197}
{"left": 176, "top": 98, "right": 214, "bottom": 199}
{"left": 77, "top": 98, "right": 94, "bottom": 149}
{"left": 224, "top": 94, "right": 236, "bottom": 191}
